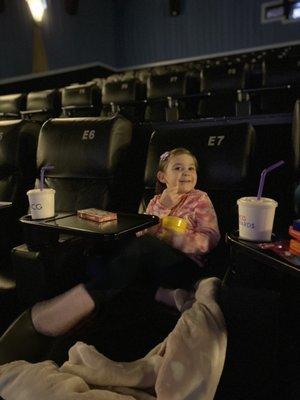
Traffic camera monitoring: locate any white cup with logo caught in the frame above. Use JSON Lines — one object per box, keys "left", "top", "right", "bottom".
{"left": 237, "top": 196, "right": 278, "bottom": 242}
{"left": 27, "top": 188, "right": 56, "bottom": 220}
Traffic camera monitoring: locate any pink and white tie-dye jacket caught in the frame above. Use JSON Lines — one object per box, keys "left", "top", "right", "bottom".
{"left": 140, "top": 189, "right": 220, "bottom": 266}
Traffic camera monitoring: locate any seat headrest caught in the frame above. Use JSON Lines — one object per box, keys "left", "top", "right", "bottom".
{"left": 102, "top": 79, "right": 145, "bottom": 105}
{"left": 61, "top": 82, "right": 101, "bottom": 108}
{"left": 0, "top": 93, "right": 26, "bottom": 117}
{"left": 36, "top": 116, "right": 132, "bottom": 178}
{"left": 264, "top": 58, "right": 300, "bottom": 87}
{"left": 201, "top": 64, "right": 246, "bottom": 91}
{"left": 147, "top": 72, "right": 199, "bottom": 99}
{"left": 26, "top": 89, "right": 61, "bottom": 113}
{"left": 144, "top": 122, "right": 255, "bottom": 190}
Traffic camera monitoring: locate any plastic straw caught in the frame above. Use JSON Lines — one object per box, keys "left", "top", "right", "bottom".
{"left": 40, "top": 164, "right": 54, "bottom": 191}
{"left": 257, "top": 160, "right": 285, "bottom": 200}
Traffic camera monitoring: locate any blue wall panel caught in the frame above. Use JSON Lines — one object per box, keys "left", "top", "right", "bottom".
{"left": 0, "top": 1, "right": 33, "bottom": 79}
{"left": 115, "top": 0, "right": 300, "bottom": 69}
{"left": 0, "top": 0, "right": 299, "bottom": 80}
{"left": 0, "top": 0, "right": 117, "bottom": 80}
{"left": 44, "top": 0, "right": 117, "bottom": 70}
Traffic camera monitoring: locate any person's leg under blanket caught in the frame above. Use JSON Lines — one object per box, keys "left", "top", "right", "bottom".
{"left": 32, "top": 235, "right": 200, "bottom": 338}
{"left": 87, "top": 234, "right": 202, "bottom": 291}
{"left": 44, "top": 286, "right": 180, "bottom": 366}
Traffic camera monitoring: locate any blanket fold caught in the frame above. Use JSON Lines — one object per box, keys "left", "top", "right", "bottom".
{"left": 0, "top": 278, "right": 227, "bottom": 400}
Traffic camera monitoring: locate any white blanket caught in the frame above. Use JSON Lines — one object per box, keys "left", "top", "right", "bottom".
{"left": 0, "top": 278, "right": 227, "bottom": 400}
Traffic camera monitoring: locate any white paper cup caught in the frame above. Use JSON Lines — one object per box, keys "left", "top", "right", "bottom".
{"left": 237, "top": 196, "right": 278, "bottom": 242}
{"left": 27, "top": 188, "right": 55, "bottom": 219}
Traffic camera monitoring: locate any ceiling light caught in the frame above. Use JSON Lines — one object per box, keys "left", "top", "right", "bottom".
{"left": 26, "top": 0, "right": 47, "bottom": 23}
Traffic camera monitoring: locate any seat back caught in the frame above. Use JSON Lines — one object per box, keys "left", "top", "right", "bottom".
{"left": 61, "top": 82, "right": 102, "bottom": 117}
{"left": 141, "top": 121, "right": 255, "bottom": 236}
{"left": 145, "top": 72, "right": 199, "bottom": 122}
{"left": 0, "top": 119, "right": 40, "bottom": 259}
{"left": 35, "top": 115, "right": 133, "bottom": 213}
{"left": 260, "top": 57, "right": 300, "bottom": 114}
{"left": 101, "top": 79, "right": 146, "bottom": 122}
{"left": 201, "top": 64, "right": 246, "bottom": 92}
{"left": 0, "top": 94, "right": 26, "bottom": 120}
{"left": 199, "top": 64, "right": 246, "bottom": 117}
{"left": 250, "top": 111, "right": 299, "bottom": 233}
{"left": 140, "top": 121, "right": 255, "bottom": 277}
{"left": 21, "top": 89, "right": 61, "bottom": 122}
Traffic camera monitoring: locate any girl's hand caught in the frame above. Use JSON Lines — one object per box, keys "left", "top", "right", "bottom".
{"left": 160, "top": 184, "right": 182, "bottom": 208}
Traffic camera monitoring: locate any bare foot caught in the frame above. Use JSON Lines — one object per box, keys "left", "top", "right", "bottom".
{"left": 31, "top": 284, "right": 95, "bottom": 337}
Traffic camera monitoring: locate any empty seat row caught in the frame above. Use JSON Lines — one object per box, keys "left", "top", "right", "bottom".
{"left": 102, "top": 57, "right": 300, "bottom": 120}
{"left": 1, "top": 55, "right": 299, "bottom": 125}
{"left": 0, "top": 90, "right": 61, "bottom": 122}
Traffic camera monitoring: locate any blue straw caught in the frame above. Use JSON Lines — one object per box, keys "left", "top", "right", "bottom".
{"left": 257, "top": 160, "right": 285, "bottom": 200}
{"left": 40, "top": 164, "right": 54, "bottom": 191}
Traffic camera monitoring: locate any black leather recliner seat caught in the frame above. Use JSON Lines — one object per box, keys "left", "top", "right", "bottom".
{"left": 12, "top": 115, "right": 136, "bottom": 305}
{"left": 0, "top": 118, "right": 41, "bottom": 289}
{"left": 101, "top": 78, "right": 146, "bottom": 122}
{"left": 198, "top": 63, "right": 247, "bottom": 118}
{"left": 139, "top": 120, "right": 256, "bottom": 277}
{"left": 260, "top": 56, "right": 300, "bottom": 114}
{"left": 34, "top": 116, "right": 133, "bottom": 212}
{"left": 0, "top": 93, "right": 26, "bottom": 120}
{"left": 61, "top": 82, "right": 102, "bottom": 117}
{"left": 21, "top": 89, "right": 61, "bottom": 122}
{"left": 145, "top": 71, "right": 200, "bottom": 122}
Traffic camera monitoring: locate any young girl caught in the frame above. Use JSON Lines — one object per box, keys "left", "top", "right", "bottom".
{"left": 140, "top": 147, "right": 220, "bottom": 264}
{"left": 31, "top": 148, "right": 220, "bottom": 337}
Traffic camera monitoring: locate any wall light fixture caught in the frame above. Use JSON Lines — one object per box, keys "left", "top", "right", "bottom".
{"left": 26, "top": 0, "right": 47, "bottom": 24}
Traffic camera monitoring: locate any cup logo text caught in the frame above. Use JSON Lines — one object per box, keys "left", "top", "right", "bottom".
{"left": 31, "top": 203, "right": 43, "bottom": 210}
{"left": 239, "top": 214, "right": 255, "bottom": 229}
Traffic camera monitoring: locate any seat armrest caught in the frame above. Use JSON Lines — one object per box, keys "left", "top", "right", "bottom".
{"left": 12, "top": 237, "right": 89, "bottom": 306}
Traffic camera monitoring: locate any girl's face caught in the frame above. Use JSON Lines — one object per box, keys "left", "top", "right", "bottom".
{"left": 158, "top": 154, "right": 197, "bottom": 194}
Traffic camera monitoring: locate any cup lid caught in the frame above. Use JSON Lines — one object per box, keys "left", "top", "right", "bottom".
{"left": 27, "top": 188, "right": 56, "bottom": 195}
{"left": 237, "top": 196, "right": 278, "bottom": 208}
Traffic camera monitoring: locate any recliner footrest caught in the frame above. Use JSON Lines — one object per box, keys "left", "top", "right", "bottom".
{"left": 0, "top": 309, "right": 54, "bottom": 365}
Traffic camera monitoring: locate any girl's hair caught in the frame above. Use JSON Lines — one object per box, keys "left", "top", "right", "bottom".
{"left": 155, "top": 148, "right": 198, "bottom": 194}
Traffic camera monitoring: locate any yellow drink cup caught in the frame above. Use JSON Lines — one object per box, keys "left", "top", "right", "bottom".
{"left": 161, "top": 216, "right": 188, "bottom": 234}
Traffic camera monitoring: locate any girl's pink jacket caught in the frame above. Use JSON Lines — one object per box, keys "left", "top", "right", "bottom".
{"left": 140, "top": 189, "right": 220, "bottom": 266}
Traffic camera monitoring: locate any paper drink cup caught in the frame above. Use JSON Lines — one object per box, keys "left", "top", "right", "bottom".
{"left": 27, "top": 188, "right": 55, "bottom": 219}
{"left": 160, "top": 216, "right": 188, "bottom": 247}
{"left": 237, "top": 197, "right": 278, "bottom": 242}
